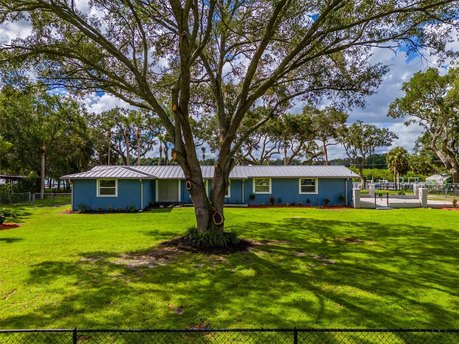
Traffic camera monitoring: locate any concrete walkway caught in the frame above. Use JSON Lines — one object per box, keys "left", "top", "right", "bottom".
{"left": 360, "top": 196, "right": 453, "bottom": 209}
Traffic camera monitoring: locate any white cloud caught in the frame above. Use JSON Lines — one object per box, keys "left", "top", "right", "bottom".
{"left": 0, "top": 17, "right": 32, "bottom": 45}
{"left": 84, "top": 93, "right": 133, "bottom": 114}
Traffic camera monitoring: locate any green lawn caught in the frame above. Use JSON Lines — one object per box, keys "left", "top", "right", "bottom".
{"left": 0, "top": 202, "right": 458, "bottom": 329}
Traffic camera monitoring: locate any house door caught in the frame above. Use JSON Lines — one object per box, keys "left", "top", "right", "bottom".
{"left": 157, "top": 180, "right": 180, "bottom": 202}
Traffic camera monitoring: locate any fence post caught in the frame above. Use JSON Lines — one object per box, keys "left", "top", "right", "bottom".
{"left": 386, "top": 193, "right": 389, "bottom": 207}
{"left": 353, "top": 188, "right": 360, "bottom": 208}
{"left": 73, "top": 328, "right": 78, "bottom": 344}
{"left": 419, "top": 188, "right": 428, "bottom": 208}
{"left": 293, "top": 328, "right": 298, "bottom": 344}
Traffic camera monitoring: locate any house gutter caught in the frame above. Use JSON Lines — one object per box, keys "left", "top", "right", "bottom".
{"left": 345, "top": 178, "right": 349, "bottom": 206}
{"left": 140, "top": 179, "right": 144, "bottom": 210}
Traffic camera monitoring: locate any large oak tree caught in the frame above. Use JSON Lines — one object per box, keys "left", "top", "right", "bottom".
{"left": 0, "top": 0, "right": 457, "bottom": 234}
{"left": 389, "top": 68, "right": 459, "bottom": 183}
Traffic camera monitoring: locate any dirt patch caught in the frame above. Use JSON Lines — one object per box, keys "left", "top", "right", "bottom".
{"left": 439, "top": 208, "right": 459, "bottom": 211}
{"left": 168, "top": 304, "right": 185, "bottom": 315}
{"left": 186, "top": 322, "right": 211, "bottom": 329}
{"left": 255, "top": 239, "right": 290, "bottom": 245}
{"left": 115, "top": 246, "right": 182, "bottom": 268}
{"left": 0, "top": 223, "right": 20, "bottom": 230}
{"left": 2, "top": 289, "right": 16, "bottom": 300}
{"left": 307, "top": 253, "right": 336, "bottom": 265}
{"left": 334, "top": 237, "right": 365, "bottom": 244}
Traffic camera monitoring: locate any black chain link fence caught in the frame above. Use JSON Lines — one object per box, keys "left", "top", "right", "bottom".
{"left": 0, "top": 329, "right": 458, "bottom": 344}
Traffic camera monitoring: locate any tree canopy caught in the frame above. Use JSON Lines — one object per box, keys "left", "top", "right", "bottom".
{"left": 0, "top": 85, "right": 92, "bottom": 193}
{"left": 339, "top": 120, "right": 397, "bottom": 184}
{"left": 389, "top": 68, "right": 459, "bottom": 183}
{"left": 0, "top": 0, "right": 457, "bottom": 234}
{"left": 386, "top": 146, "right": 410, "bottom": 187}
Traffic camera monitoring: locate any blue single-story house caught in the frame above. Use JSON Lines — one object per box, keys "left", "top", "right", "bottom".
{"left": 61, "top": 165, "right": 358, "bottom": 211}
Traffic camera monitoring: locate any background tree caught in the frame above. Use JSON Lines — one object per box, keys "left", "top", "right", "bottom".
{"left": 0, "top": 0, "right": 456, "bottom": 237}
{"left": 0, "top": 85, "right": 91, "bottom": 196}
{"left": 89, "top": 108, "right": 162, "bottom": 166}
{"left": 309, "top": 106, "right": 348, "bottom": 165}
{"left": 339, "top": 121, "right": 397, "bottom": 185}
{"left": 386, "top": 147, "right": 410, "bottom": 189}
{"left": 409, "top": 139, "right": 443, "bottom": 177}
{"left": 234, "top": 111, "right": 321, "bottom": 165}
{"left": 389, "top": 68, "right": 459, "bottom": 183}
{"left": 0, "top": 135, "right": 12, "bottom": 172}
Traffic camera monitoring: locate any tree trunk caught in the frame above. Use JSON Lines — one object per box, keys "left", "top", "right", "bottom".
{"left": 158, "top": 142, "right": 162, "bottom": 166}
{"left": 322, "top": 140, "right": 329, "bottom": 165}
{"left": 124, "top": 127, "right": 130, "bottom": 166}
{"left": 359, "top": 166, "right": 365, "bottom": 188}
{"left": 179, "top": 150, "right": 230, "bottom": 234}
{"left": 137, "top": 127, "right": 141, "bottom": 166}
{"left": 431, "top": 145, "right": 459, "bottom": 184}
{"left": 40, "top": 144, "right": 46, "bottom": 199}
{"left": 183, "top": 161, "right": 215, "bottom": 232}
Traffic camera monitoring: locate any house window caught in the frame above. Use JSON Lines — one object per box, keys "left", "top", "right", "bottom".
{"left": 97, "top": 179, "right": 118, "bottom": 197}
{"left": 253, "top": 178, "right": 271, "bottom": 194}
{"left": 299, "top": 178, "right": 317, "bottom": 194}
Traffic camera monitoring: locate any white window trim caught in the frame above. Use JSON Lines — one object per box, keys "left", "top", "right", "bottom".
{"left": 225, "top": 181, "right": 231, "bottom": 198}
{"left": 97, "top": 179, "right": 118, "bottom": 197}
{"left": 253, "top": 178, "right": 272, "bottom": 194}
{"left": 298, "top": 178, "right": 318, "bottom": 194}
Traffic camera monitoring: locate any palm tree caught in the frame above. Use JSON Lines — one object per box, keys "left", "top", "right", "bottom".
{"left": 386, "top": 147, "right": 409, "bottom": 190}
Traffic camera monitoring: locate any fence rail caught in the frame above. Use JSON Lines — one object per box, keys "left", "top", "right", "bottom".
{"left": 0, "top": 328, "right": 458, "bottom": 344}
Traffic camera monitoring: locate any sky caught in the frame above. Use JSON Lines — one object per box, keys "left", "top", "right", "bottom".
{"left": 0, "top": 10, "right": 458, "bottom": 160}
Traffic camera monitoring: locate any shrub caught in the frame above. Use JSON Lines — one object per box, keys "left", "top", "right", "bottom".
{"left": 125, "top": 204, "right": 138, "bottom": 213}
{"left": 453, "top": 199, "right": 458, "bottom": 208}
{"left": 0, "top": 214, "right": 5, "bottom": 224}
{"left": 77, "top": 204, "right": 91, "bottom": 213}
{"left": 306, "top": 198, "right": 311, "bottom": 205}
{"left": 337, "top": 195, "right": 346, "bottom": 204}
{"left": 249, "top": 193, "right": 256, "bottom": 201}
{"left": 277, "top": 197, "right": 282, "bottom": 204}
{"left": 269, "top": 196, "right": 275, "bottom": 205}
{"left": 323, "top": 198, "right": 331, "bottom": 206}
{"left": 0, "top": 207, "right": 18, "bottom": 219}
{"left": 185, "top": 227, "right": 239, "bottom": 248}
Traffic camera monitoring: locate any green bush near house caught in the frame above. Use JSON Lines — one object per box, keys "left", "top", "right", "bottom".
{"left": 0, "top": 202, "right": 458, "bottom": 329}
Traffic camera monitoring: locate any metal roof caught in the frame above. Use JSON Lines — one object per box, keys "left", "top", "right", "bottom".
{"left": 61, "top": 166, "right": 156, "bottom": 180}
{"left": 230, "top": 165, "right": 359, "bottom": 178}
{"left": 62, "top": 165, "right": 358, "bottom": 180}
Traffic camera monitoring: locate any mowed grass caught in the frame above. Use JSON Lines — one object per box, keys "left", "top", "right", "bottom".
{"left": 0, "top": 202, "right": 458, "bottom": 329}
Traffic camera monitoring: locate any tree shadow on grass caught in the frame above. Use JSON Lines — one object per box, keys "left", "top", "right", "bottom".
{"left": 1, "top": 218, "right": 458, "bottom": 342}
{"left": 0, "top": 237, "right": 23, "bottom": 243}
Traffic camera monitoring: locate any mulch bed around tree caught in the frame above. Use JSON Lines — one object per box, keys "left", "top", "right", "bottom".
{"left": 160, "top": 236, "right": 254, "bottom": 255}
{"left": 0, "top": 223, "right": 20, "bottom": 230}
